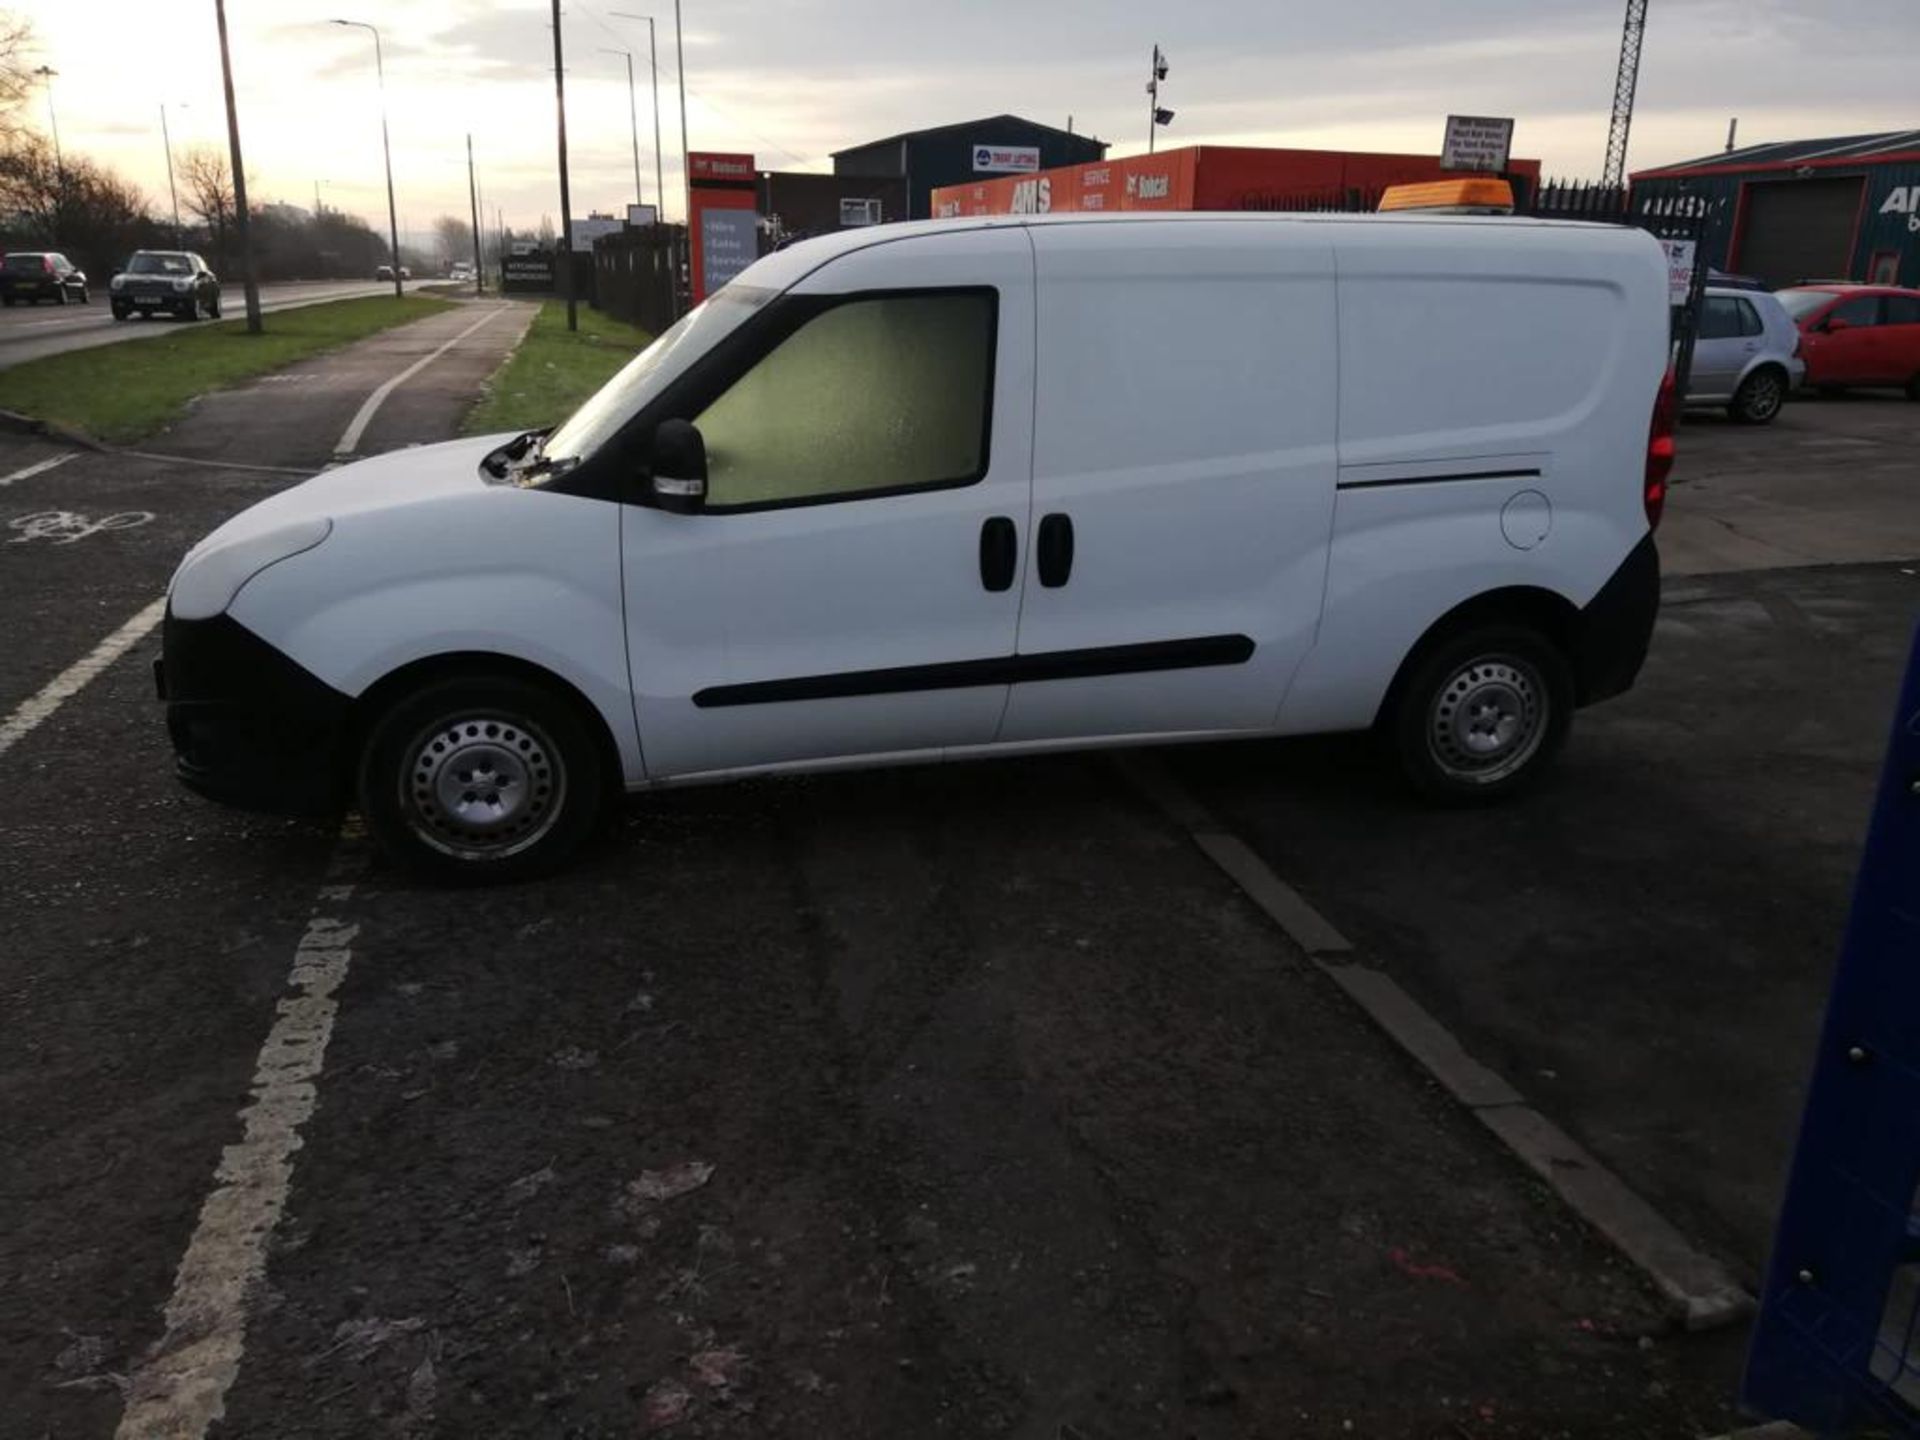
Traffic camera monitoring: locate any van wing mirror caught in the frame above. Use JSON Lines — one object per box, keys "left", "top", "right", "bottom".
{"left": 649, "top": 418, "right": 708, "bottom": 513}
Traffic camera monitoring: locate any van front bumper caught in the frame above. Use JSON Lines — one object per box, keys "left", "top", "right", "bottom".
{"left": 1574, "top": 532, "right": 1660, "bottom": 706}
{"left": 157, "top": 610, "right": 353, "bottom": 816}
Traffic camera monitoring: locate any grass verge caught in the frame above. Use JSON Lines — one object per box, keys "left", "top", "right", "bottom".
{"left": 0, "top": 294, "right": 455, "bottom": 443}
{"left": 463, "top": 300, "right": 651, "bottom": 436}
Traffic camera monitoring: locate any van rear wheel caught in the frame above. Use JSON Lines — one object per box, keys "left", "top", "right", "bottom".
{"left": 357, "top": 672, "right": 604, "bottom": 884}
{"left": 1389, "top": 625, "right": 1572, "bottom": 803}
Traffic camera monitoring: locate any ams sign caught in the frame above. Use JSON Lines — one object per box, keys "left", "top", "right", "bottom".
{"left": 1882, "top": 186, "right": 1920, "bottom": 232}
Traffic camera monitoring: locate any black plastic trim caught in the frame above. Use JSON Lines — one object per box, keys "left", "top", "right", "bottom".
{"left": 1337, "top": 467, "right": 1542, "bottom": 491}
{"left": 160, "top": 610, "right": 354, "bottom": 816}
{"left": 1573, "top": 531, "right": 1661, "bottom": 706}
{"left": 693, "top": 634, "right": 1256, "bottom": 709}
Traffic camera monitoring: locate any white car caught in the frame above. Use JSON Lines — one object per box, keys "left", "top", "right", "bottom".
{"left": 1686, "top": 285, "right": 1805, "bottom": 423}
{"left": 159, "top": 213, "right": 1672, "bottom": 882}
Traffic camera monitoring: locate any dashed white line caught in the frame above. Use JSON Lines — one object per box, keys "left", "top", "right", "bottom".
{"left": 333, "top": 306, "right": 507, "bottom": 457}
{"left": 0, "top": 596, "right": 166, "bottom": 760}
{"left": 117, "top": 847, "right": 364, "bottom": 1439}
{"left": 0, "top": 451, "right": 76, "bottom": 487}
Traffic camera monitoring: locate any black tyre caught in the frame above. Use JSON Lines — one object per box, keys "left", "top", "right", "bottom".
{"left": 1906, "top": 372, "right": 1920, "bottom": 402}
{"left": 1729, "top": 366, "right": 1786, "bottom": 424}
{"left": 110, "top": 304, "right": 128, "bottom": 321}
{"left": 357, "top": 671, "right": 605, "bottom": 884}
{"left": 2, "top": 296, "right": 13, "bottom": 307}
{"left": 209, "top": 294, "right": 221, "bottom": 319}
{"left": 178, "top": 300, "right": 198, "bottom": 321}
{"left": 77, "top": 286, "right": 88, "bottom": 304}
{"left": 1388, "top": 624, "right": 1573, "bottom": 804}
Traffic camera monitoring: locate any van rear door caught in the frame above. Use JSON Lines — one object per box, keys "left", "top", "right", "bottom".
{"left": 996, "top": 219, "right": 1339, "bottom": 743}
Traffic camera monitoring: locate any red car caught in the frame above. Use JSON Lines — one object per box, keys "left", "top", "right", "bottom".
{"left": 1777, "top": 285, "right": 1920, "bottom": 399}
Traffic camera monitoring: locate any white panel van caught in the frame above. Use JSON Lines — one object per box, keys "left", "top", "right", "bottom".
{"left": 158, "top": 214, "right": 1675, "bottom": 882}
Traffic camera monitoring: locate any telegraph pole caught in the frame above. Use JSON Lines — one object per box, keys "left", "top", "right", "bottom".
{"left": 550, "top": 0, "right": 577, "bottom": 330}
{"left": 467, "top": 133, "right": 483, "bottom": 297}
{"left": 213, "top": 0, "right": 262, "bottom": 332}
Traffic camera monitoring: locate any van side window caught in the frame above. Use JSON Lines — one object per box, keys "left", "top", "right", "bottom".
{"left": 696, "top": 291, "right": 994, "bottom": 510}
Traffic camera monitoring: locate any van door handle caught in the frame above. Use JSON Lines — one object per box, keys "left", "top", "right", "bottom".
{"left": 1037, "top": 513, "right": 1074, "bottom": 588}
{"left": 979, "top": 515, "right": 1016, "bottom": 592}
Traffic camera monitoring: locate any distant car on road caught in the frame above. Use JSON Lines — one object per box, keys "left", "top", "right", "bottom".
{"left": 109, "top": 250, "right": 221, "bottom": 322}
{"left": 376, "top": 264, "right": 395, "bottom": 281}
{"left": 1778, "top": 285, "right": 1920, "bottom": 399}
{"left": 399, "top": 265, "right": 412, "bottom": 281}
{"left": 449, "top": 261, "right": 475, "bottom": 283}
{"left": 1, "top": 251, "right": 88, "bottom": 305}
{"left": 1686, "top": 286, "right": 1804, "bottom": 424}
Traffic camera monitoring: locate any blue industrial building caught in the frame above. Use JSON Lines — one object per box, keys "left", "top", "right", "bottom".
{"left": 1633, "top": 130, "right": 1920, "bottom": 288}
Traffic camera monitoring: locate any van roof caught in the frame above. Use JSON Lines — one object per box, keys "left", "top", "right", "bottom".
{"left": 747, "top": 210, "right": 1637, "bottom": 292}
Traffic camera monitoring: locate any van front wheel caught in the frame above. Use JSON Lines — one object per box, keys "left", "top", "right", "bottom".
{"left": 1390, "top": 626, "right": 1572, "bottom": 803}
{"left": 357, "top": 672, "right": 604, "bottom": 884}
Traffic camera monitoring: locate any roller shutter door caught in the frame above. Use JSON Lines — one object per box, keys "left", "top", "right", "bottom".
{"left": 1737, "top": 176, "right": 1865, "bottom": 285}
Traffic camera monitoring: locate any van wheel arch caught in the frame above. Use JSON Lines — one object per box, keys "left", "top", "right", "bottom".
{"left": 352, "top": 652, "right": 625, "bottom": 805}
{"left": 1373, "top": 587, "right": 1580, "bottom": 733}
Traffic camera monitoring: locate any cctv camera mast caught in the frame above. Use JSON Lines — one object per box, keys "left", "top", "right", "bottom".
{"left": 1147, "top": 44, "right": 1173, "bottom": 154}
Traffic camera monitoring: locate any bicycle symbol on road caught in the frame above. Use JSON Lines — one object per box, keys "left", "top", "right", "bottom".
{"left": 7, "top": 510, "right": 154, "bottom": 545}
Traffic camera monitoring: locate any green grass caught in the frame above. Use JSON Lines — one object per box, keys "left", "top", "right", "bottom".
{"left": 463, "top": 301, "right": 651, "bottom": 437}
{"left": 0, "top": 295, "right": 456, "bottom": 443}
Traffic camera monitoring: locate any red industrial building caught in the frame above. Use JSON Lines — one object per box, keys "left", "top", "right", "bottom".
{"left": 931, "top": 144, "right": 1544, "bottom": 217}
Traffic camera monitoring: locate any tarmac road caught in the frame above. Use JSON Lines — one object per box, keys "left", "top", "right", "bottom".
{"left": 0, "top": 279, "right": 404, "bottom": 370}
{"left": 0, "top": 299, "right": 1748, "bottom": 1437}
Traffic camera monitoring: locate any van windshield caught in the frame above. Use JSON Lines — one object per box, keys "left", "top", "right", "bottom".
{"left": 542, "top": 285, "right": 777, "bottom": 466}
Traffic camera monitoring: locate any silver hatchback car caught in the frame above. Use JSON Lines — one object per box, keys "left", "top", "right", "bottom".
{"left": 1687, "top": 286, "right": 1805, "bottom": 424}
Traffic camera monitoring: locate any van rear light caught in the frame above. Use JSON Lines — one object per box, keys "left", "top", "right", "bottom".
{"left": 1645, "top": 368, "right": 1677, "bottom": 530}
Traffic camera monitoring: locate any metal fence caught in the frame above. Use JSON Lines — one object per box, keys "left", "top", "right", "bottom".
{"left": 591, "top": 226, "right": 688, "bottom": 336}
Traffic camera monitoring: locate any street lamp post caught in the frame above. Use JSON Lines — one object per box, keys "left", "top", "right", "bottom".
{"left": 331, "top": 19, "right": 403, "bottom": 299}
{"left": 599, "top": 48, "right": 644, "bottom": 208}
{"left": 34, "top": 64, "right": 59, "bottom": 241}
{"left": 33, "top": 65, "right": 60, "bottom": 172}
{"left": 609, "top": 12, "right": 665, "bottom": 221}
{"left": 674, "top": 1, "right": 688, "bottom": 231}
{"left": 160, "top": 102, "right": 184, "bottom": 245}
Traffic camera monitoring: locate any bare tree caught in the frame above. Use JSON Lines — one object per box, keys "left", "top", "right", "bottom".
{"left": 432, "top": 214, "right": 473, "bottom": 263}
{"left": 180, "top": 145, "right": 234, "bottom": 235}
{"left": 0, "top": 132, "right": 153, "bottom": 275}
{"left": 0, "top": 13, "right": 36, "bottom": 138}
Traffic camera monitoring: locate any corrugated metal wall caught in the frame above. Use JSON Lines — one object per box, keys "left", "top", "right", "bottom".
{"left": 1634, "top": 162, "right": 1920, "bottom": 286}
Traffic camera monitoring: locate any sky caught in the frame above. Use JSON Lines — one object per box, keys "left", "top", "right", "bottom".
{"left": 12, "top": 0, "right": 1917, "bottom": 245}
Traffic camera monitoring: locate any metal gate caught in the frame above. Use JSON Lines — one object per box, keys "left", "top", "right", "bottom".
{"left": 1743, "top": 623, "right": 1920, "bottom": 1436}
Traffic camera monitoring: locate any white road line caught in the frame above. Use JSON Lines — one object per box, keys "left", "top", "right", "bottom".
{"left": 0, "top": 596, "right": 165, "bottom": 759}
{"left": 0, "top": 451, "right": 75, "bottom": 487}
{"left": 333, "top": 306, "right": 506, "bottom": 456}
{"left": 112, "top": 449, "right": 313, "bottom": 477}
{"left": 1114, "top": 750, "right": 1755, "bottom": 1330}
{"left": 117, "top": 847, "right": 363, "bottom": 1439}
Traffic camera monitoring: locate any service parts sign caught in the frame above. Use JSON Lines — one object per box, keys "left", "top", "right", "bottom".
{"left": 1441, "top": 115, "right": 1515, "bottom": 174}
{"left": 973, "top": 143, "right": 1040, "bottom": 174}
{"left": 699, "top": 208, "right": 758, "bottom": 294}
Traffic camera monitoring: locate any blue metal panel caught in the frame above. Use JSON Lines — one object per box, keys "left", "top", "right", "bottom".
{"left": 1744, "top": 623, "right": 1920, "bottom": 1435}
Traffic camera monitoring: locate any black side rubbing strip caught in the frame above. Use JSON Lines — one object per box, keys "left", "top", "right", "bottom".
{"left": 692, "top": 634, "right": 1256, "bottom": 709}
{"left": 1336, "top": 466, "right": 1542, "bottom": 491}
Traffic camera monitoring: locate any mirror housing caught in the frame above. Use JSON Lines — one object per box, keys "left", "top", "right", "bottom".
{"left": 649, "top": 418, "right": 708, "bottom": 514}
